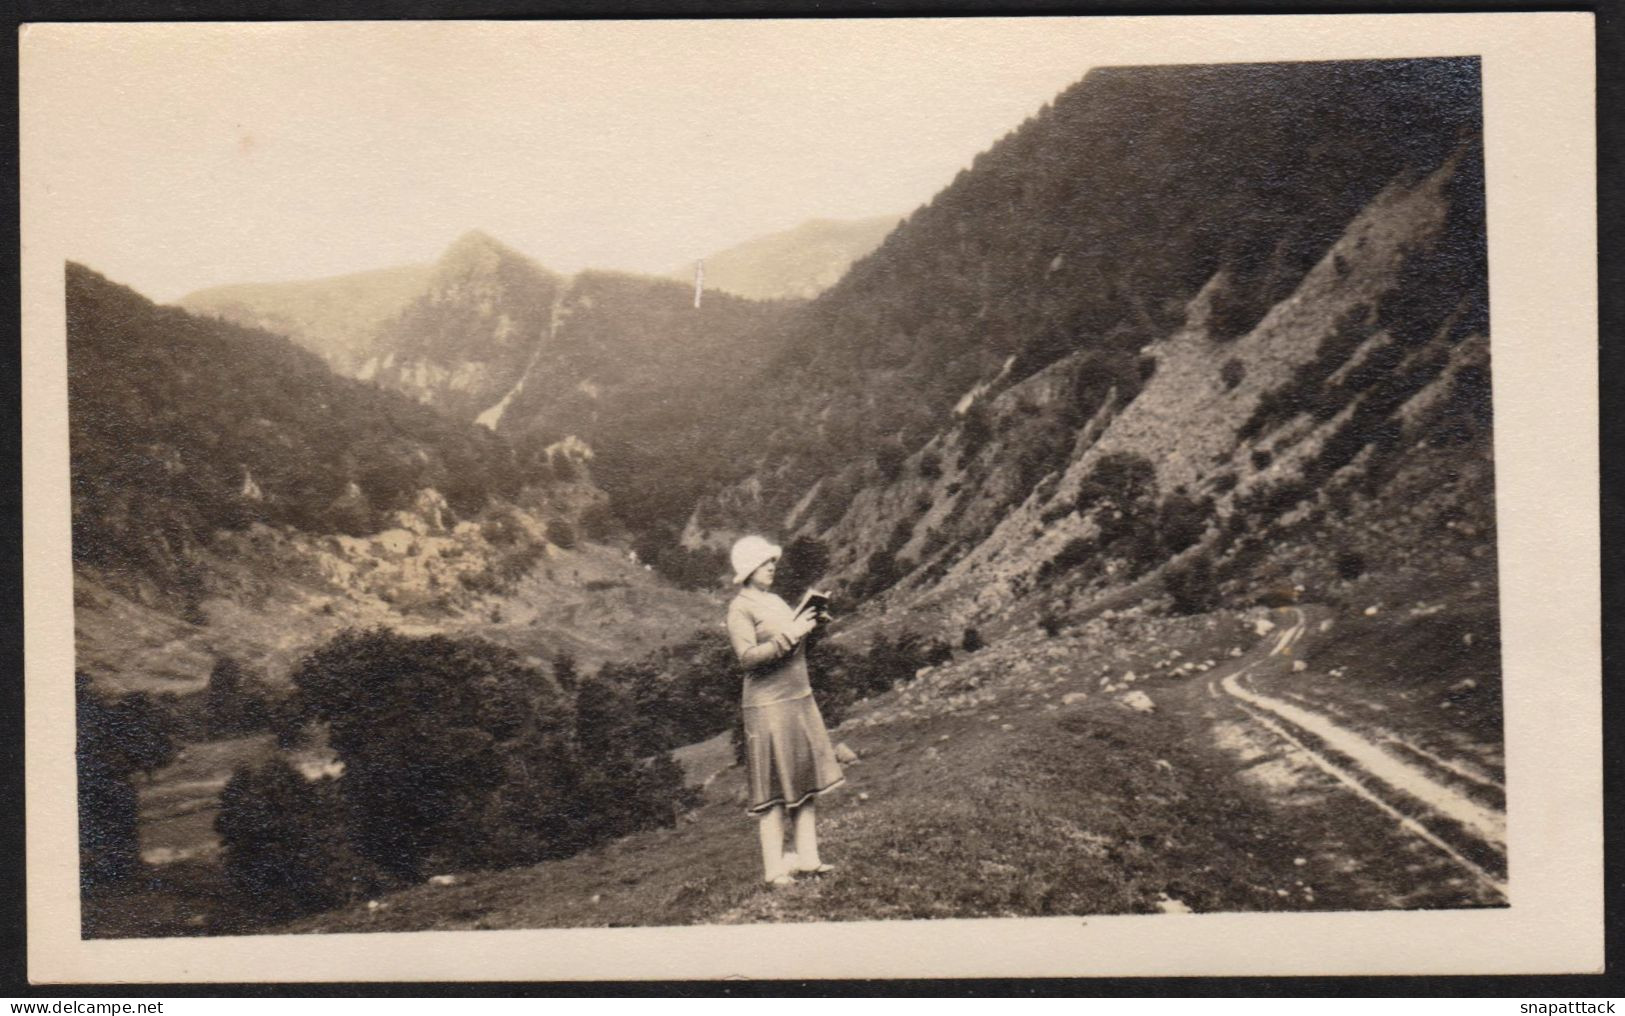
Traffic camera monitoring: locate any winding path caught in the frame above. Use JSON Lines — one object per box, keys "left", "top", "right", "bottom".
{"left": 1211, "top": 606, "right": 1508, "bottom": 901}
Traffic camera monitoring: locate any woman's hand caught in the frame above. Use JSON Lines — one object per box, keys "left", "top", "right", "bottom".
{"left": 786, "top": 614, "right": 819, "bottom": 643}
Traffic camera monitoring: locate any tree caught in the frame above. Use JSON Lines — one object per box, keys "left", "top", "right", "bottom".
{"left": 293, "top": 628, "right": 537, "bottom": 879}
{"left": 216, "top": 758, "right": 381, "bottom": 920}
{"left": 77, "top": 674, "right": 176, "bottom": 887}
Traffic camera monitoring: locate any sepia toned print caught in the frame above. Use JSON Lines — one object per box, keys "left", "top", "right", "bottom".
{"left": 21, "top": 15, "right": 1598, "bottom": 981}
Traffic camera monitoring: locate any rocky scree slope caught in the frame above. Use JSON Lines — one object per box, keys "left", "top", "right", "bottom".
{"left": 680, "top": 58, "right": 1489, "bottom": 625}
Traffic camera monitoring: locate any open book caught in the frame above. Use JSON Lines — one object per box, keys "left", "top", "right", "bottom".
{"left": 793, "top": 589, "right": 831, "bottom": 620}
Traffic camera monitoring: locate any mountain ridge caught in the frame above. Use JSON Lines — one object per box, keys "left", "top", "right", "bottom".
{"left": 672, "top": 59, "right": 1488, "bottom": 617}
{"left": 670, "top": 214, "right": 903, "bottom": 301}
{"left": 181, "top": 262, "right": 434, "bottom": 373}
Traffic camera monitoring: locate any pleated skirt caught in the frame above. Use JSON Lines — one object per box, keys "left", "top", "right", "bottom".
{"left": 742, "top": 693, "right": 845, "bottom": 815}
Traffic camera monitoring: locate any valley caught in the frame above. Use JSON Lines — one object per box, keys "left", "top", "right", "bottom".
{"left": 67, "top": 55, "right": 1504, "bottom": 940}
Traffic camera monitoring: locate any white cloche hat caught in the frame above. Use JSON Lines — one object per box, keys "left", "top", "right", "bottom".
{"left": 730, "top": 535, "right": 782, "bottom": 585}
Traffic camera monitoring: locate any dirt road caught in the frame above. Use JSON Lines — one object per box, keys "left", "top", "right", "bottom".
{"left": 1210, "top": 605, "right": 1506, "bottom": 901}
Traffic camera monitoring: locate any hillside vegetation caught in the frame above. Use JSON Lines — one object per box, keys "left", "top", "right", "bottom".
{"left": 67, "top": 264, "right": 534, "bottom": 607}
{"left": 681, "top": 58, "right": 1489, "bottom": 622}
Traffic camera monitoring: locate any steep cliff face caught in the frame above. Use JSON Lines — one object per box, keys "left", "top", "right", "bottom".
{"left": 929, "top": 147, "right": 1489, "bottom": 618}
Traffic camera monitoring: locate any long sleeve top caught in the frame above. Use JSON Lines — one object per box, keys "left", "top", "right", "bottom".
{"left": 726, "top": 587, "right": 813, "bottom": 708}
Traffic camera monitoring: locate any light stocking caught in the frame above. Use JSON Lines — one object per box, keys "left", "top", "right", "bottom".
{"left": 792, "top": 801, "right": 820, "bottom": 869}
{"left": 758, "top": 805, "right": 788, "bottom": 881}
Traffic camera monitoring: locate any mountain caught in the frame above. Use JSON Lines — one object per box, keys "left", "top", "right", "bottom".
{"left": 332, "top": 238, "right": 798, "bottom": 549}
{"left": 176, "top": 230, "right": 801, "bottom": 577}
{"left": 662, "top": 58, "right": 1490, "bottom": 624}
{"left": 357, "top": 230, "right": 567, "bottom": 422}
{"left": 68, "top": 263, "right": 718, "bottom": 696}
{"left": 486, "top": 271, "right": 795, "bottom": 545}
{"left": 180, "top": 262, "right": 433, "bottom": 373}
{"left": 669, "top": 215, "right": 903, "bottom": 301}
{"left": 164, "top": 57, "right": 1492, "bottom": 629}
{"left": 66, "top": 262, "right": 548, "bottom": 599}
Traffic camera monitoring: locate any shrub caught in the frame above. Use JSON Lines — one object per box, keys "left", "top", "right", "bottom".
{"left": 1075, "top": 453, "right": 1157, "bottom": 516}
{"left": 580, "top": 503, "right": 616, "bottom": 541}
{"left": 1039, "top": 612, "right": 1064, "bottom": 638}
{"left": 548, "top": 517, "right": 578, "bottom": 550}
{"left": 1221, "top": 358, "right": 1246, "bottom": 390}
{"left": 958, "top": 402, "right": 994, "bottom": 464}
{"left": 962, "top": 627, "right": 985, "bottom": 653}
{"left": 1336, "top": 550, "right": 1367, "bottom": 581}
{"left": 1251, "top": 448, "right": 1273, "bottom": 470}
{"left": 1164, "top": 555, "right": 1221, "bottom": 615}
{"left": 290, "top": 627, "right": 691, "bottom": 881}
{"left": 217, "top": 758, "right": 383, "bottom": 920}
{"left": 1037, "top": 535, "right": 1095, "bottom": 585}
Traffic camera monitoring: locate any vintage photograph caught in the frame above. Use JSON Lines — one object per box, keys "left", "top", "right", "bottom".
{"left": 19, "top": 15, "right": 1601, "bottom": 980}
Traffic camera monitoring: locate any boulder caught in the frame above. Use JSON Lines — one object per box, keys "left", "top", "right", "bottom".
{"left": 834, "top": 742, "right": 859, "bottom": 764}
{"left": 1118, "top": 690, "right": 1156, "bottom": 713}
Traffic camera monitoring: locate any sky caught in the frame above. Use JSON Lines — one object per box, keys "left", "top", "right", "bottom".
{"left": 22, "top": 20, "right": 1111, "bottom": 302}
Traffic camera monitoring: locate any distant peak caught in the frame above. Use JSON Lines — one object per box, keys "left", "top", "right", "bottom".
{"left": 444, "top": 229, "right": 509, "bottom": 258}
{"left": 436, "top": 230, "right": 553, "bottom": 278}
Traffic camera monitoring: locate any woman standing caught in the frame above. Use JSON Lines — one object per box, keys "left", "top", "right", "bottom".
{"left": 725, "top": 536, "right": 845, "bottom": 885}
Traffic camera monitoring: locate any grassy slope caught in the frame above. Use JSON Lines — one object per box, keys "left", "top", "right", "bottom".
{"left": 270, "top": 565, "right": 1503, "bottom": 937}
